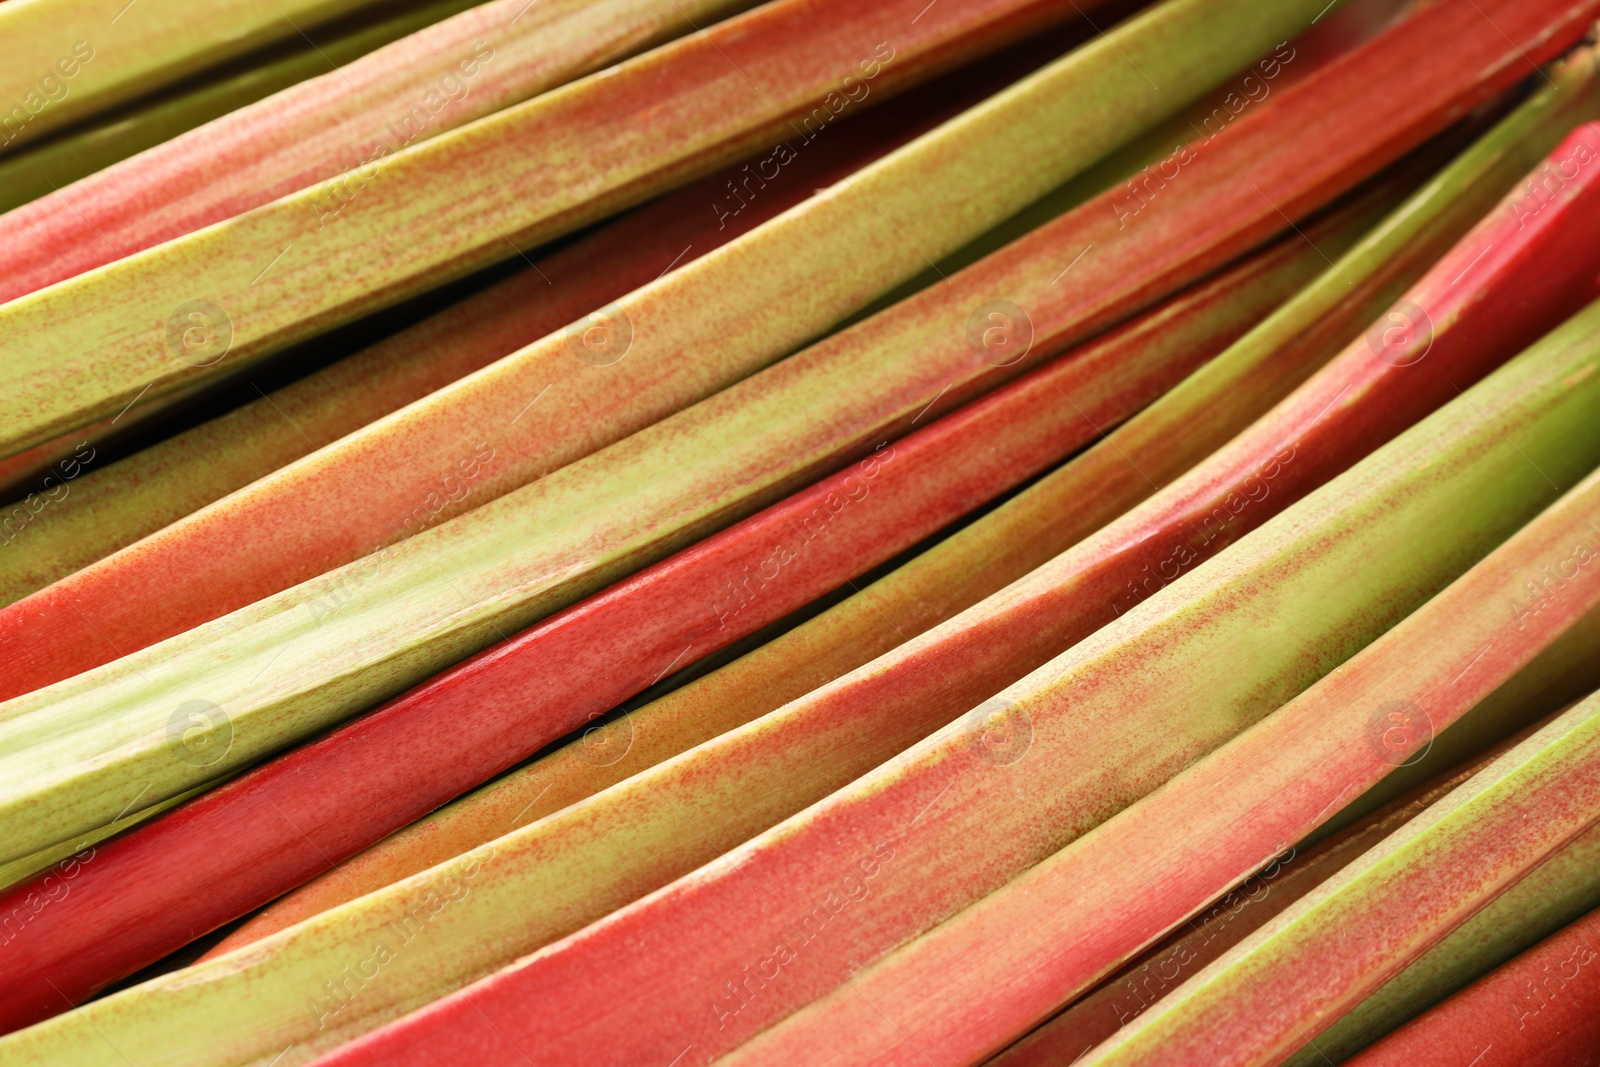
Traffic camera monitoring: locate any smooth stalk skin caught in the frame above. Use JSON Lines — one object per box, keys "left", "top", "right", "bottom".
{"left": 22, "top": 296, "right": 1600, "bottom": 1067}
{"left": 0, "top": 0, "right": 761, "bottom": 306}
{"left": 1080, "top": 688, "right": 1600, "bottom": 1067}
{"left": 0, "top": 223, "right": 1332, "bottom": 1066}
{"left": 0, "top": 0, "right": 486, "bottom": 217}
{"left": 0, "top": 42, "right": 1019, "bottom": 610}
{"left": 716, "top": 430, "right": 1600, "bottom": 1067}
{"left": 0, "top": 0, "right": 1306, "bottom": 703}
{"left": 1344, "top": 906, "right": 1600, "bottom": 1066}
{"left": 219, "top": 49, "right": 1600, "bottom": 950}
{"left": 0, "top": 0, "right": 380, "bottom": 151}
{"left": 0, "top": 0, "right": 1466, "bottom": 860}
{"left": 0, "top": 0, "right": 1098, "bottom": 457}
{"left": 304, "top": 291, "right": 1600, "bottom": 1067}
{"left": 985, "top": 737, "right": 1531, "bottom": 1066}
{"left": 0, "top": 210, "right": 1334, "bottom": 1035}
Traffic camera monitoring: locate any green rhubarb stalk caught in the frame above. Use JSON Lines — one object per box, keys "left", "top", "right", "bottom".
{"left": 0, "top": 0, "right": 1413, "bottom": 858}
{"left": 0, "top": 0, "right": 485, "bottom": 215}
{"left": 1080, "top": 691, "right": 1600, "bottom": 1067}
{"left": 0, "top": 0, "right": 1137, "bottom": 455}
{"left": 0, "top": 0, "right": 379, "bottom": 151}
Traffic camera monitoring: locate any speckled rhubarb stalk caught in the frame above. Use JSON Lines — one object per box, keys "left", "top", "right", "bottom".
{"left": 716, "top": 442, "right": 1600, "bottom": 1067}
{"left": 1343, "top": 903, "right": 1600, "bottom": 1066}
{"left": 1078, "top": 686, "right": 1600, "bottom": 1067}
{"left": 0, "top": 0, "right": 1106, "bottom": 457}
{"left": 0, "top": 0, "right": 379, "bottom": 150}
{"left": 0, "top": 211, "right": 1343, "bottom": 1067}
{"left": 0, "top": 0, "right": 761, "bottom": 305}
{"left": 0, "top": 0, "right": 1317, "bottom": 701}
{"left": 0, "top": 0, "right": 484, "bottom": 217}
{"left": 0, "top": 189, "right": 1350, "bottom": 1035}
{"left": 212, "top": 53, "right": 1600, "bottom": 951}
{"left": 0, "top": 42, "right": 1020, "bottom": 609}
{"left": 298, "top": 293, "right": 1600, "bottom": 1067}
{"left": 0, "top": 0, "right": 1478, "bottom": 860}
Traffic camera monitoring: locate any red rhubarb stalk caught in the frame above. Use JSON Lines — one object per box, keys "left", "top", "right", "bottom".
{"left": 0, "top": 217, "right": 1339, "bottom": 1033}
{"left": 301, "top": 124, "right": 1600, "bottom": 1067}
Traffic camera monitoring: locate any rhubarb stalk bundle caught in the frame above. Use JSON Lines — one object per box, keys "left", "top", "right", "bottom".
{"left": 0, "top": 0, "right": 763, "bottom": 304}
{"left": 0, "top": 0, "right": 1517, "bottom": 862}
{"left": 292, "top": 177, "right": 1600, "bottom": 1066}
{"left": 713, "top": 416, "right": 1600, "bottom": 1067}
{"left": 0, "top": 206, "right": 1360, "bottom": 1032}
{"left": 218, "top": 50, "right": 1600, "bottom": 946}
{"left": 0, "top": 40, "right": 1025, "bottom": 608}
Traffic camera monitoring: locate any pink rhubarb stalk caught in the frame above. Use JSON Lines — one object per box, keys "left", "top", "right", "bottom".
{"left": 0, "top": 219, "right": 1335, "bottom": 1033}
{"left": 304, "top": 123, "right": 1600, "bottom": 1066}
